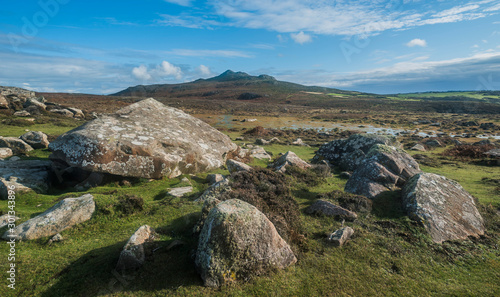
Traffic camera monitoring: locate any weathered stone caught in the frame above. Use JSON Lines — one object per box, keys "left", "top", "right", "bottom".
{"left": 292, "top": 138, "right": 307, "bottom": 146}
{"left": 271, "top": 151, "right": 311, "bottom": 173}
{"left": 23, "top": 97, "right": 46, "bottom": 110}
{"left": 0, "top": 160, "right": 52, "bottom": 199}
{"left": 116, "top": 225, "right": 156, "bottom": 271}
{"left": 269, "top": 137, "right": 281, "bottom": 143}
{"left": 195, "top": 178, "right": 231, "bottom": 202}
{"left": 195, "top": 199, "right": 297, "bottom": 287}
{"left": 48, "top": 233, "right": 63, "bottom": 244}
{"left": 49, "top": 98, "right": 237, "bottom": 179}
{"left": 0, "top": 137, "right": 33, "bottom": 155}
{"left": 402, "top": 173, "right": 485, "bottom": 243}
{"left": 193, "top": 197, "right": 221, "bottom": 234}
{"left": 328, "top": 227, "right": 354, "bottom": 246}
{"left": 255, "top": 138, "right": 269, "bottom": 145}
{"left": 410, "top": 144, "right": 426, "bottom": 151}
{"left": 2, "top": 194, "right": 95, "bottom": 241}
{"left": 0, "top": 95, "right": 9, "bottom": 109}
{"left": 0, "top": 148, "right": 13, "bottom": 159}
{"left": 206, "top": 174, "right": 224, "bottom": 185}
{"left": 13, "top": 110, "right": 31, "bottom": 117}
{"left": 67, "top": 107, "right": 84, "bottom": 118}
{"left": 50, "top": 109, "right": 74, "bottom": 117}
{"left": 249, "top": 146, "right": 271, "bottom": 160}
{"left": 313, "top": 134, "right": 399, "bottom": 171}
{"left": 0, "top": 214, "right": 19, "bottom": 229}
{"left": 484, "top": 149, "right": 500, "bottom": 158}
{"left": 305, "top": 200, "right": 358, "bottom": 221}
{"left": 345, "top": 144, "right": 421, "bottom": 199}
{"left": 226, "top": 159, "right": 252, "bottom": 174}
{"left": 20, "top": 131, "right": 49, "bottom": 149}
{"left": 168, "top": 186, "right": 193, "bottom": 197}
{"left": 423, "top": 138, "right": 444, "bottom": 148}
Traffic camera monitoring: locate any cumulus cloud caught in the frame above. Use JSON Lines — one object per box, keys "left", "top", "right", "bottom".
{"left": 290, "top": 31, "right": 312, "bottom": 44}
{"left": 196, "top": 65, "right": 212, "bottom": 77}
{"left": 132, "top": 65, "right": 152, "bottom": 81}
{"left": 159, "top": 61, "right": 183, "bottom": 79}
{"left": 406, "top": 39, "right": 427, "bottom": 47}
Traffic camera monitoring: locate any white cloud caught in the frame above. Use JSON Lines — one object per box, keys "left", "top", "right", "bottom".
{"left": 290, "top": 31, "right": 312, "bottom": 44}
{"left": 132, "top": 65, "right": 152, "bottom": 81}
{"left": 484, "top": 3, "right": 500, "bottom": 11}
{"left": 277, "top": 34, "right": 287, "bottom": 42}
{"left": 406, "top": 39, "right": 427, "bottom": 47}
{"left": 158, "top": 61, "right": 183, "bottom": 79}
{"left": 157, "top": 14, "right": 222, "bottom": 29}
{"left": 196, "top": 65, "right": 212, "bottom": 77}
{"left": 164, "top": 0, "right": 193, "bottom": 7}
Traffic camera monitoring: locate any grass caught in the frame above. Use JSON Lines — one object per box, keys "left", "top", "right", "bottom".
{"left": 0, "top": 125, "right": 499, "bottom": 296}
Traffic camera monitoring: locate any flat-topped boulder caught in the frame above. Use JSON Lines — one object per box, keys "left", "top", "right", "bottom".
{"left": 312, "top": 134, "right": 399, "bottom": 171}
{"left": 49, "top": 98, "right": 238, "bottom": 179}
{"left": 402, "top": 173, "right": 485, "bottom": 243}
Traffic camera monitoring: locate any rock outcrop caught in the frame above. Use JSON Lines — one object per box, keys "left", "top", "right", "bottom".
{"left": 195, "top": 199, "right": 297, "bottom": 287}
{"left": 345, "top": 144, "right": 421, "bottom": 199}
{"left": 116, "top": 225, "right": 156, "bottom": 271}
{"left": 49, "top": 98, "right": 237, "bottom": 179}
{"left": 312, "top": 134, "right": 398, "bottom": 171}
{"left": 271, "top": 151, "right": 311, "bottom": 172}
{"left": 402, "top": 173, "right": 485, "bottom": 243}
{"left": 226, "top": 159, "right": 252, "bottom": 174}
{"left": 0, "top": 160, "right": 52, "bottom": 199}
{"left": 2, "top": 194, "right": 95, "bottom": 241}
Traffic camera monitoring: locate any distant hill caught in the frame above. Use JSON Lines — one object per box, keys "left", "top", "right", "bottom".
{"left": 111, "top": 70, "right": 365, "bottom": 102}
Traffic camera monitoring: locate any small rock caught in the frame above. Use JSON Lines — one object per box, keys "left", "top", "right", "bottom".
{"left": 255, "top": 138, "right": 270, "bottom": 145}
{"left": 50, "top": 109, "right": 74, "bottom": 117}
{"left": 9, "top": 156, "right": 21, "bottom": 162}
{"left": 339, "top": 171, "right": 351, "bottom": 179}
{"left": 328, "top": 226, "right": 354, "bottom": 246}
{"left": 0, "top": 136, "right": 33, "bottom": 155}
{"left": 206, "top": 174, "right": 224, "bottom": 185}
{"left": 20, "top": 131, "right": 49, "bottom": 149}
{"left": 67, "top": 107, "right": 84, "bottom": 118}
{"left": 249, "top": 146, "right": 272, "bottom": 160}
{"left": 0, "top": 94, "right": 8, "bottom": 109}
{"left": 0, "top": 148, "right": 13, "bottom": 159}
{"left": 271, "top": 151, "right": 311, "bottom": 172}
{"left": 226, "top": 159, "right": 252, "bottom": 174}
{"left": 305, "top": 200, "right": 358, "bottom": 221}
{"left": 410, "top": 144, "right": 426, "bottom": 151}
{"left": 269, "top": 137, "right": 281, "bottom": 143}
{"left": 48, "top": 233, "right": 63, "bottom": 244}
{"left": 13, "top": 110, "right": 31, "bottom": 117}
{"left": 116, "top": 225, "right": 156, "bottom": 271}
{"left": 168, "top": 186, "right": 193, "bottom": 197}
{"left": 292, "top": 138, "right": 307, "bottom": 146}
{"left": 235, "top": 137, "right": 245, "bottom": 141}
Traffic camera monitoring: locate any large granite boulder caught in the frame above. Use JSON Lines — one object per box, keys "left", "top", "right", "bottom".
{"left": 116, "top": 225, "right": 156, "bottom": 271}
{"left": 345, "top": 144, "right": 421, "bottom": 199}
{"left": 20, "top": 131, "right": 49, "bottom": 149}
{"left": 0, "top": 160, "right": 52, "bottom": 199}
{"left": 271, "top": 151, "right": 311, "bottom": 173}
{"left": 2, "top": 194, "right": 95, "bottom": 241}
{"left": 402, "top": 173, "right": 485, "bottom": 243}
{"left": 312, "top": 134, "right": 398, "bottom": 171}
{"left": 0, "top": 137, "right": 33, "bottom": 155}
{"left": 195, "top": 199, "right": 297, "bottom": 287}
{"left": 49, "top": 98, "right": 237, "bottom": 179}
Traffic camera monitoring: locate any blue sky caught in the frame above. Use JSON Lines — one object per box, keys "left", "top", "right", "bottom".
{"left": 0, "top": 0, "right": 500, "bottom": 94}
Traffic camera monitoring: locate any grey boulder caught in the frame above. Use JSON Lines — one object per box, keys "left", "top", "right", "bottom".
{"left": 226, "top": 159, "right": 252, "bottom": 174}
{"left": 305, "top": 200, "right": 358, "bottom": 221}
{"left": 271, "top": 151, "right": 311, "bottom": 172}
{"left": 49, "top": 98, "right": 237, "bottom": 179}
{"left": 0, "top": 160, "right": 52, "bottom": 199}
{"left": 195, "top": 199, "right": 297, "bottom": 287}
{"left": 116, "top": 225, "right": 156, "bottom": 271}
{"left": 2, "top": 194, "right": 95, "bottom": 241}
{"left": 20, "top": 131, "right": 49, "bottom": 149}
{"left": 402, "top": 173, "right": 485, "bottom": 243}
{"left": 0, "top": 137, "right": 33, "bottom": 155}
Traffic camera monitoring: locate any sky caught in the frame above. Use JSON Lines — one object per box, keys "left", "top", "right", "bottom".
{"left": 0, "top": 0, "right": 500, "bottom": 94}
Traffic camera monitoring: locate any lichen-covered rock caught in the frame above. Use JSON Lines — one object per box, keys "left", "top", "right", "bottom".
{"left": 271, "top": 151, "right": 311, "bottom": 172}
{"left": 195, "top": 199, "right": 297, "bottom": 287}
{"left": 20, "top": 131, "right": 49, "bottom": 149}
{"left": 312, "top": 134, "right": 398, "bottom": 171}
{"left": 249, "top": 146, "right": 271, "bottom": 160}
{"left": 345, "top": 144, "right": 421, "bottom": 199}
{"left": 410, "top": 144, "right": 426, "bottom": 151}
{"left": 0, "top": 160, "right": 52, "bottom": 199}
{"left": 0, "top": 214, "right": 19, "bottom": 229}
{"left": 195, "top": 178, "right": 231, "bottom": 202}
{"left": 2, "top": 194, "right": 95, "bottom": 241}
{"left": 49, "top": 98, "right": 237, "bottom": 179}
{"left": 402, "top": 173, "right": 485, "bottom": 243}
{"left": 328, "top": 227, "right": 354, "bottom": 246}
{"left": 0, "top": 137, "right": 33, "bottom": 155}
{"left": 116, "top": 225, "right": 156, "bottom": 271}
{"left": 226, "top": 159, "right": 252, "bottom": 174}
{"left": 305, "top": 200, "right": 358, "bottom": 221}
{"left": 0, "top": 148, "right": 13, "bottom": 159}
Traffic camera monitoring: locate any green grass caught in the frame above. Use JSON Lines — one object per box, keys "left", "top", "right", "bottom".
{"left": 0, "top": 136, "right": 499, "bottom": 296}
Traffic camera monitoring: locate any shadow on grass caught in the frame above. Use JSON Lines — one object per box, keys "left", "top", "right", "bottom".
{"left": 41, "top": 213, "right": 203, "bottom": 297}
{"left": 371, "top": 190, "right": 405, "bottom": 219}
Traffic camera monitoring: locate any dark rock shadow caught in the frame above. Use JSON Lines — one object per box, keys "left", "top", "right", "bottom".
{"left": 371, "top": 190, "right": 405, "bottom": 219}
